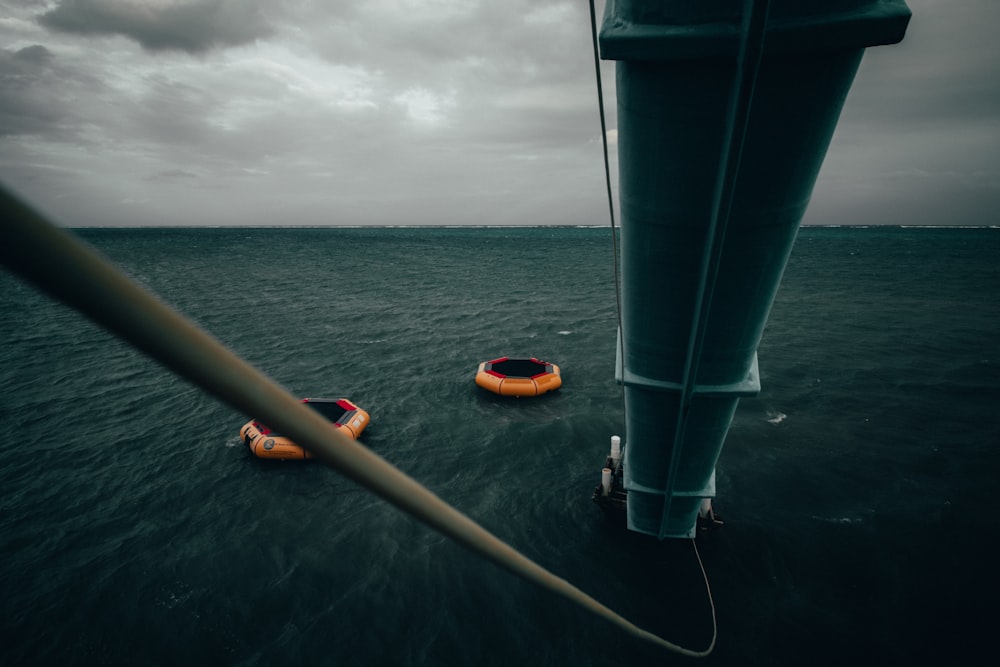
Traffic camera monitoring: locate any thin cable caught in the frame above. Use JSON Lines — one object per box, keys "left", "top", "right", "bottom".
{"left": 588, "top": 0, "right": 625, "bottom": 414}
{"left": 0, "top": 184, "right": 713, "bottom": 657}
{"left": 692, "top": 538, "right": 719, "bottom": 656}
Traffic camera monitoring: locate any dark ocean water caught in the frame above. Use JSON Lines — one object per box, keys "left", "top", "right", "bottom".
{"left": 1, "top": 226, "right": 998, "bottom": 666}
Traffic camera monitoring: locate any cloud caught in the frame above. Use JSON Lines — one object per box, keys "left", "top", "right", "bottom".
{"left": 807, "top": 0, "right": 1000, "bottom": 226}
{"left": 12, "top": 43, "right": 52, "bottom": 64}
{"left": 1, "top": 1, "right": 996, "bottom": 228}
{"left": 393, "top": 87, "right": 456, "bottom": 124}
{"left": 38, "top": 0, "right": 275, "bottom": 53}
{"left": 0, "top": 44, "right": 103, "bottom": 138}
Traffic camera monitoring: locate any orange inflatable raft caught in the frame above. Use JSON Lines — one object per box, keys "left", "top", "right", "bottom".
{"left": 475, "top": 357, "right": 562, "bottom": 397}
{"left": 240, "top": 397, "right": 370, "bottom": 460}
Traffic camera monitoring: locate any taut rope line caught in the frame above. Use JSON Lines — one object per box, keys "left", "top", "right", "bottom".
{"left": 0, "top": 184, "right": 714, "bottom": 656}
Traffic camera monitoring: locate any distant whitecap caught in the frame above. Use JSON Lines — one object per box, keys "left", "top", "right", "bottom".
{"left": 767, "top": 411, "right": 787, "bottom": 425}
{"left": 811, "top": 515, "right": 860, "bottom": 525}
{"left": 557, "top": 330, "right": 572, "bottom": 335}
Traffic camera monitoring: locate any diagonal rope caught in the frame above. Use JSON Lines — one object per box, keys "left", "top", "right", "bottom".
{"left": 0, "top": 184, "right": 714, "bottom": 657}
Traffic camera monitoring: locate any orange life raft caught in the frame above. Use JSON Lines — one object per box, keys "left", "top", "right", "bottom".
{"left": 475, "top": 357, "right": 562, "bottom": 397}
{"left": 240, "top": 397, "right": 370, "bottom": 460}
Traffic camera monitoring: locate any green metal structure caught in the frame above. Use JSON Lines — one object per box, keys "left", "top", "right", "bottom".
{"left": 600, "top": 0, "right": 910, "bottom": 538}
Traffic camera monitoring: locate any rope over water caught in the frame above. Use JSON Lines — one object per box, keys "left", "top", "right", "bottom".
{"left": 0, "top": 1, "right": 784, "bottom": 654}
{"left": 0, "top": 184, "right": 719, "bottom": 657}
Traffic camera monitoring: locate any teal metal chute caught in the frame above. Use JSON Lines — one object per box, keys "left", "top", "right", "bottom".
{"left": 600, "top": 0, "right": 910, "bottom": 538}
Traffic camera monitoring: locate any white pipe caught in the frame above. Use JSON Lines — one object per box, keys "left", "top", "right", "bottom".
{"left": 699, "top": 498, "right": 713, "bottom": 519}
{"left": 601, "top": 468, "right": 613, "bottom": 496}
{"left": 610, "top": 435, "right": 621, "bottom": 465}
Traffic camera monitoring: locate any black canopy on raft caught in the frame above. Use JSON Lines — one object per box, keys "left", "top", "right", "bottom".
{"left": 488, "top": 358, "right": 552, "bottom": 377}
{"left": 254, "top": 398, "right": 353, "bottom": 436}
{"left": 475, "top": 357, "right": 561, "bottom": 397}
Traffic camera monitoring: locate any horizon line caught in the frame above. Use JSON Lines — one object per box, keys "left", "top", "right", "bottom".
{"left": 67, "top": 223, "right": 1000, "bottom": 230}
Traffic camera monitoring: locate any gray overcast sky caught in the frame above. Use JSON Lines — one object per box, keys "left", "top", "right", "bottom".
{"left": 1, "top": 0, "right": 997, "bottom": 227}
